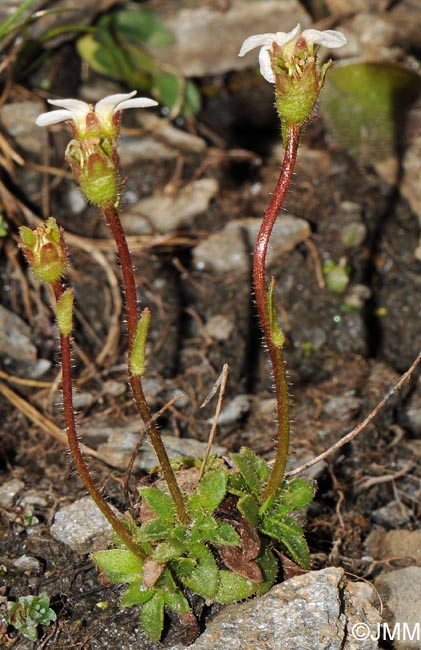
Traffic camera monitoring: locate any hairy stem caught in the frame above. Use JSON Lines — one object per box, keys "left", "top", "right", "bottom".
{"left": 102, "top": 203, "right": 189, "bottom": 525}
{"left": 253, "top": 126, "right": 301, "bottom": 501}
{"left": 52, "top": 280, "right": 145, "bottom": 560}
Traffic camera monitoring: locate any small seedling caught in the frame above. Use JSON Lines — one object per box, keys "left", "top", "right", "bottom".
{"left": 5, "top": 594, "right": 56, "bottom": 642}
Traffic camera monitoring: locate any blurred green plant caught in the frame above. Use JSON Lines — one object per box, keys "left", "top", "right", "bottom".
{"left": 0, "top": 214, "right": 8, "bottom": 238}
{"left": 5, "top": 594, "right": 56, "bottom": 642}
{"left": 323, "top": 258, "right": 351, "bottom": 294}
{"left": 77, "top": 8, "right": 201, "bottom": 116}
{"left": 320, "top": 62, "right": 421, "bottom": 163}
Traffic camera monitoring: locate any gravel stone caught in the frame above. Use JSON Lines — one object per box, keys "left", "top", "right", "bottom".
{"left": 50, "top": 496, "right": 116, "bottom": 554}
{"left": 0, "top": 478, "right": 25, "bottom": 508}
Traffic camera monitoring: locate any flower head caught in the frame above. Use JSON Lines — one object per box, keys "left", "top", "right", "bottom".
{"left": 239, "top": 23, "right": 346, "bottom": 134}
{"left": 35, "top": 92, "right": 158, "bottom": 207}
{"left": 239, "top": 24, "right": 347, "bottom": 83}
{"left": 36, "top": 91, "right": 158, "bottom": 139}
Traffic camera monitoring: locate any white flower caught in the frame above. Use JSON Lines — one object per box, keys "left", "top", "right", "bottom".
{"left": 239, "top": 23, "right": 347, "bottom": 83}
{"left": 35, "top": 91, "right": 158, "bottom": 130}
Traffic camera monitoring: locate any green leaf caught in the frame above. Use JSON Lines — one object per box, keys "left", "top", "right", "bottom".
{"left": 188, "top": 468, "right": 227, "bottom": 514}
{"left": 255, "top": 548, "right": 279, "bottom": 595}
{"left": 205, "top": 521, "right": 241, "bottom": 546}
{"left": 164, "top": 590, "right": 190, "bottom": 614}
{"left": 140, "top": 591, "right": 165, "bottom": 641}
{"left": 183, "top": 80, "right": 202, "bottom": 116}
{"left": 261, "top": 516, "right": 310, "bottom": 568}
{"left": 93, "top": 549, "right": 143, "bottom": 583}
{"left": 182, "top": 543, "right": 219, "bottom": 599}
{"left": 154, "top": 72, "right": 181, "bottom": 111}
{"left": 267, "top": 277, "right": 285, "bottom": 348}
{"left": 214, "top": 571, "right": 257, "bottom": 604}
{"left": 121, "top": 580, "right": 154, "bottom": 606}
{"left": 230, "top": 448, "right": 270, "bottom": 496}
{"left": 114, "top": 9, "right": 175, "bottom": 47}
{"left": 139, "top": 517, "right": 172, "bottom": 542}
{"left": 227, "top": 471, "right": 248, "bottom": 497}
{"left": 283, "top": 479, "right": 315, "bottom": 510}
{"left": 153, "top": 540, "right": 188, "bottom": 562}
{"left": 237, "top": 494, "right": 258, "bottom": 526}
{"left": 171, "top": 557, "right": 196, "bottom": 577}
{"left": 140, "top": 486, "right": 177, "bottom": 521}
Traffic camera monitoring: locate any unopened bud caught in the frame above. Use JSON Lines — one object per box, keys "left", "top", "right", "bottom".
{"left": 19, "top": 217, "right": 67, "bottom": 282}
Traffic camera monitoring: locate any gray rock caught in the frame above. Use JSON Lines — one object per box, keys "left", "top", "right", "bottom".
{"left": 205, "top": 315, "right": 235, "bottom": 342}
{"left": 149, "top": 1, "right": 310, "bottom": 77}
{"left": 209, "top": 394, "right": 250, "bottom": 427}
{"left": 0, "top": 305, "right": 50, "bottom": 377}
{"left": 0, "top": 101, "right": 44, "bottom": 155}
{"left": 193, "top": 215, "right": 310, "bottom": 275}
{"left": 365, "top": 529, "right": 421, "bottom": 565}
{"left": 399, "top": 381, "right": 421, "bottom": 435}
{"left": 50, "top": 496, "right": 116, "bottom": 554}
{"left": 322, "top": 393, "right": 361, "bottom": 421}
{"left": 372, "top": 500, "right": 412, "bottom": 528}
{"left": 0, "top": 478, "right": 25, "bottom": 508}
{"left": 13, "top": 555, "right": 42, "bottom": 573}
{"left": 375, "top": 567, "right": 421, "bottom": 650}
{"left": 169, "top": 567, "right": 380, "bottom": 650}
{"left": 122, "top": 178, "right": 219, "bottom": 234}
{"left": 134, "top": 111, "right": 207, "bottom": 154}
{"left": 193, "top": 224, "right": 248, "bottom": 275}
{"left": 97, "top": 433, "right": 226, "bottom": 472}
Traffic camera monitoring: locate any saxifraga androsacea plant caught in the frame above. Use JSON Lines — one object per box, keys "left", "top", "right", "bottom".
{"left": 18, "top": 23, "right": 346, "bottom": 641}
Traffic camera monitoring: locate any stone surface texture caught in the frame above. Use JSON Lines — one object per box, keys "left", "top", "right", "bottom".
{"left": 375, "top": 567, "right": 421, "bottom": 650}
{"left": 50, "top": 496, "right": 115, "bottom": 554}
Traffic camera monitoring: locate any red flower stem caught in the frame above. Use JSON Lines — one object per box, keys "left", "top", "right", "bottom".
{"left": 254, "top": 125, "right": 301, "bottom": 501}
{"left": 102, "top": 203, "right": 189, "bottom": 525}
{"left": 51, "top": 280, "right": 145, "bottom": 560}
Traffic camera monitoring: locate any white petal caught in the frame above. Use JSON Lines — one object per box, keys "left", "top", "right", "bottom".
{"left": 115, "top": 97, "right": 158, "bottom": 111}
{"left": 35, "top": 110, "right": 74, "bottom": 127}
{"left": 239, "top": 33, "right": 275, "bottom": 57}
{"left": 95, "top": 91, "right": 137, "bottom": 117}
{"left": 47, "top": 98, "right": 90, "bottom": 115}
{"left": 259, "top": 46, "right": 275, "bottom": 83}
{"left": 274, "top": 23, "right": 301, "bottom": 46}
{"left": 302, "top": 28, "right": 347, "bottom": 48}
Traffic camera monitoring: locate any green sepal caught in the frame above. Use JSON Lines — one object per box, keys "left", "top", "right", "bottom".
{"left": 121, "top": 580, "right": 154, "bottom": 606}
{"left": 140, "top": 591, "right": 165, "bottom": 642}
{"left": 130, "top": 307, "right": 150, "bottom": 377}
{"left": 267, "top": 277, "right": 285, "bottom": 348}
{"left": 140, "top": 486, "right": 176, "bottom": 521}
{"left": 92, "top": 548, "right": 143, "bottom": 583}
{"left": 261, "top": 516, "right": 310, "bottom": 569}
{"left": 188, "top": 468, "right": 227, "bottom": 514}
{"left": 181, "top": 543, "right": 219, "bottom": 599}
{"left": 19, "top": 226, "right": 36, "bottom": 248}
{"left": 237, "top": 494, "right": 259, "bottom": 526}
{"left": 56, "top": 288, "right": 74, "bottom": 336}
{"left": 153, "top": 540, "right": 188, "bottom": 563}
{"left": 230, "top": 448, "right": 270, "bottom": 497}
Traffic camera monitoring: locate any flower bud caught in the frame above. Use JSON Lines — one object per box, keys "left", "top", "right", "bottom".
{"left": 19, "top": 217, "right": 67, "bottom": 282}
